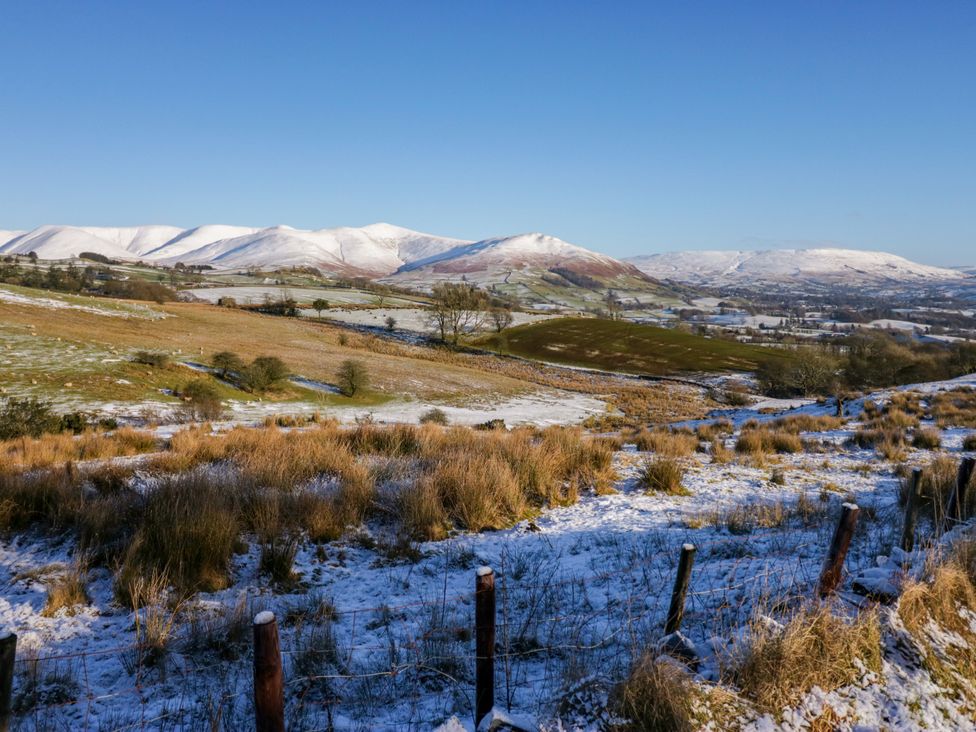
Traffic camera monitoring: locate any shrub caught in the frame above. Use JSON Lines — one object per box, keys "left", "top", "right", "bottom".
{"left": 211, "top": 351, "right": 244, "bottom": 379}
{"left": 0, "top": 397, "right": 63, "bottom": 440}
{"left": 612, "top": 653, "right": 695, "bottom": 732}
{"left": 965, "top": 434, "right": 976, "bottom": 452}
{"left": 239, "top": 356, "right": 289, "bottom": 392}
{"left": 179, "top": 379, "right": 224, "bottom": 421}
{"left": 337, "top": 359, "right": 369, "bottom": 397}
{"left": 419, "top": 407, "right": 449, "bottom": 425}
{"left": 637, "top": 457, "right": 688, "bottom": 495}
{"left": 724, "top": 605, "right": 882, "bottom": 713}
{"left": 133, "top": 351, "right": 169, "bottom": 368}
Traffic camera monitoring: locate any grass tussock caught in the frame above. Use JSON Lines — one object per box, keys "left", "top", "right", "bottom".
{"left": 735, "top": 427, "right": 803, "bottom": 455}
{"left": 912, "top": 427, "right": 943, "bottom": 450}
{"left": 41, "top": 564, "right": 89, "bottom": 617}
{"left": 637, "top": 457, "right": 688, "bottom": 495}
{"left": 611, "top": 653, "right": 696, "bottom": 732}
{"left": 118, "top": 474, "right": 239, "bottom": 598}
{"left": 0, "top": 428, "right": 158, "bottom": 474}
{"left": 632, "top": 428, "right": 699, "bottom": 457}
{"left": 725, "top": 604, "right": 882, "bottom": 713}
{"left": 931, "top": 388, "right": 976, "bottom": 428}
{"left": 964, "top": 434, "right": 976, "bottom": 452}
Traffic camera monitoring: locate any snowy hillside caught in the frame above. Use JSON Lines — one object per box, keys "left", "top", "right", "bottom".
{"left": 626, "top": 248, "right": 969, "bottom": 290}
{"left": 0, "top": 223, "right": 469, "bottom": 277}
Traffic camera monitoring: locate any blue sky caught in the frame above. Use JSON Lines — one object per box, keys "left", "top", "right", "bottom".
{"left": 1, "top": 2, "right": 973, "bottom": 265}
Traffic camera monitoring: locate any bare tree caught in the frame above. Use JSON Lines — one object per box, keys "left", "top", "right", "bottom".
{"left": 489, "top": 306, "right": 514, "bottom": 333}
{"left": 427, "top": 282, "right": 489, "bottom": 345}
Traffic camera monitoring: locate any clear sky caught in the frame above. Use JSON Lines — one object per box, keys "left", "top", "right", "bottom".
{"left": 1, "top": 2, "right": 973, "bottom": 265}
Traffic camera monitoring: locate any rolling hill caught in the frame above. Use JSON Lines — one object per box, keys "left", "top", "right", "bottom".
{"left": 479, "top": 317, "right": 793, "bottom": 375}
{"left": 626, "top": 248, "right": 970, "bottom": 292}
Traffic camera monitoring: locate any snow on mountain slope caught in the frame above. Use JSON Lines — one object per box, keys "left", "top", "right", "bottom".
{"left": 0, "top": 223, "right": 471, "bottom": 276}
{"left": 0, "top": 230, "right": 24, "bottom": 248}
{"left": 626, "top": 248, "right": 968, "bottom": 288}
{"left": 395, "top": 232, "right": 642, "bottom": 278}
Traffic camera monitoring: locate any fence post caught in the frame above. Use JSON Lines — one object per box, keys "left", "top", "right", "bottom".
{"left": 475, "top": 566, "right": 496, "bottom": 729}
{"left": 944, "top": 457, "right": 976, "bottom": 531}
{"left": 817, "top": 503, "right": 860, "bottom": 598}
{"left": 665, "top": 544, "right": 696, "bottom": 635}
{"left": 0, "top": 631, "right": 15, "bottom": 732}
{"left": 900, "top": 468, "right": 923, "bottom": 553}
{"left": 253, "top": 612, "right": 284, "bottom": 732}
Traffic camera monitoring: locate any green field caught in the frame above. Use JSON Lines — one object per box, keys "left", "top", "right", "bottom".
{"left": 480, "top": 317, "right": 793, "bottom": 375}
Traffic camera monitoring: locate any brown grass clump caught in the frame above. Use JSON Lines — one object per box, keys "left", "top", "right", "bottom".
{"left": 735, "top": 427, "right": 803, "bottom": 455}
{"left": 912, "top": 428, "right": 943, "bottom": 450}
{"left": 931, "top": 388, "right": 976, "bottom": 428}
{"left": 0, "top": 467, "right": 82, "bottom": 532}
{"left": 42, "top": 565, "right": 90, "bottom": 617}
{"left": 695, "top": 419, "right": 734, "bottom": 441}
{"left": 0, "top": 428, "right": 158, "bottom": 473}
{"left": 415, "top": 453, "right": 527, "bottom": 534}
{"left": 725, "top": 604, "right": 882, "bottom": 713}
{"left": 611, "top": 652, "right": 696, "bottom": 732}
{"left": 767, "top": 414, "right": 846, "bottom": 433}
{"left": 633, "top": 428, "right": 699, "bottom": 457}
{"left": 637, "top": 457, "right": 688, "bottom": 495}
{"left": 118, "top": 474, "right": 239, "bottom": 598}
{"left": 964, "top": 434, "right": 976, "bottom": 452}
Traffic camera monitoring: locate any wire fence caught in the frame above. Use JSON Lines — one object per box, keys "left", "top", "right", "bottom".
{"left": 1, "top": 485, "right": 962, "bottom": 732}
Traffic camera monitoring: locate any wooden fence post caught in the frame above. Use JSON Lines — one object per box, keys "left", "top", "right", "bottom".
{"left": 900, "top": 468, "right": 923, "bottom": 553}
{"left": 0, "top": 631, "right": 15, "bottom": 732}
{"left": 944, "top": 457, "right": 976, "bottom": 531}
{"left": 817, "top": 503, "right": 860, "bottom": 598}
{"left": 253, "top": 612, "right": 284, "bottom": 732}
{"left": 665, "top": 544, "right": 696, "bottom": 635}
{"left": 475, "top": 566, "right": 496, "bottom": 729}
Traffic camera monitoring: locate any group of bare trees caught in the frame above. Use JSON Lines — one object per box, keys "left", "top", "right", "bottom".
{"left": 426, "top": 282, "right": 515, "bottom": 345}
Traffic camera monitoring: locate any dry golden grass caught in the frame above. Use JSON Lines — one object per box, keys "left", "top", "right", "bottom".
{"left": 766, "top": 414, "right": 846, "bottom": 433}
{"left": 42, "top": 564, "right": 89, "bottom": 617}
{"left": 632, "top": 428, "right": 699, "bottom": 457}
{"left": 725, "top": 604, "right": 882, "bottom": 714}
{"left": 897, "top": 545, "right": 976, "bottom": 699}
{"left": 912, "top": 427, "right": 943, "bottom": 450}
{"left": 637, "top": 457, "right": 688, "bottom": 495}
{"left": 735, "top": 427, "right": 803, "bottom": 456}
{"left": 0, "top": 428, "right": 158, "bottom": 473}
{"left": 118, "top": 474, "right": 239, "bottom": 597}
{"left": 932, "top": 389, "right": 976, "bottom": 428}
{"left": 611, "top": 652, "right": 696, "bottom": 732}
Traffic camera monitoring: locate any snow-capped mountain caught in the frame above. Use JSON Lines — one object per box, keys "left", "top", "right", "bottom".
{"left": 0, "top": 223, "right": 469, "bottom": 277}
{"left": 391, "top": 232, "right": 645, "bottom": 281}
{"left": 626, "top": 248, "right": 970, "bottom": 290}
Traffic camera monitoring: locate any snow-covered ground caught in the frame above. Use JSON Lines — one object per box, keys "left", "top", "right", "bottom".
{"left": 0, "top": 284, "right": 166, "bottom": 319}
{"left": 3, "top": 376, "right": 976, "bottom": 729}
{"left": 181, "top": 285, "right": 418, "bottom": 307}
{"left": 314, "top": 307, "right": 557, "bottom": 335}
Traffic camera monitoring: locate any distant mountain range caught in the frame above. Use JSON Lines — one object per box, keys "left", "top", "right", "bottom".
{"left": 625, "top": 249, "right": 971, "bottom": 291}
{"left": 0, "top": 224, "right": 671, "bottom": 306}
{"left": 1, "top": 224, "right": 970, "bottom": 299}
